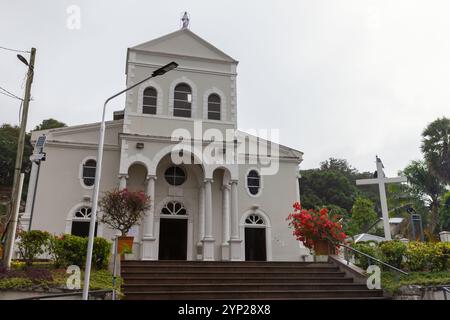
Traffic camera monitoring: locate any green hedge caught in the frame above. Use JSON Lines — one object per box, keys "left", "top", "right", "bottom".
{"left": 350, "top": 240, "right": 450, "bottom": 272}
{"left": 49, "top": 234, "right": 112, "bottom": 270}
{"left": 17, "top": 231, "right": 112, "bottom": 270}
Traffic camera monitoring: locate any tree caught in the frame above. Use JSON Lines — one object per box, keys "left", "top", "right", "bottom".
{"left": 320, "top": 158, "right": 357, "bottom": 179}
{"left": 440, "top": 191, "right": 450, "bottom": 231}
{"left": 421, "top": 117, "right": 450, "bottom": 184}
{"left": 99, "top": 188, "right": 150, "bottom": 236}
{"left": 0, "top": 124, "right": 32, "bottom": 187}
{"left": 402, "top": 160, "right": 446, "bottom": 235}
{"left": 347, "top": 196, "right": 378, "bottom": 236}
{"left": 34, "top": 118, "right": 66, "bottom": 131}
{"left": 300, "top": 157, "right": 380, "bottom": 211}
{"left": 300, "top": 168, "right": 356, "bottom": 211}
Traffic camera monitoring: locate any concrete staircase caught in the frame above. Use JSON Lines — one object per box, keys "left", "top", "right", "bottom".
{"left": 121, "top": 260, "right": 386, "bottom": 300}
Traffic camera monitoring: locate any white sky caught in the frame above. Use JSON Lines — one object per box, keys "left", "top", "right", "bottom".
{"left": 1, "top": 0, "right": 449, "bottom": 176}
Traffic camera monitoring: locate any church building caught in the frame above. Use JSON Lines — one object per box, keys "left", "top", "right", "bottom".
{"left": 22, "top": 18, "right": 309, "bottom": 262}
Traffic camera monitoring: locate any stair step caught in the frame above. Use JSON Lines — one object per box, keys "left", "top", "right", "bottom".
{"left": 121, "top": 271, "right": 347, "bottom": 278}
{"left": 121, "top": 260, "right": 331, "bottom": 267}
{"left": 122, "top": 283, "right": 367, "bottom": 292}
{"left": 123, "top": 289, "right": 385, "bottom": 300}
{"left": 121, "top": 266, "right": 340, "bottom": 273}
{"left": 122, "top": 277, "right": 354, "bottom": 284}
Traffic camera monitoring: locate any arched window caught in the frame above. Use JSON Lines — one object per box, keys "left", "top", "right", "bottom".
{"left": 247, "top": 170, "right": 261, "bottom": 196}
{"left": 164, "top": 166, "right": 186, "bottom": 186}
{"left": 173, "top": 83, "right": 192, "bottom": 118}
{"left": 143, "top": 87, "right": 157, "bottom": 114}
{"left": 82, "top": 159, "right": 96, "bottom": 187}
{"left": 207, "top": 94, "right": 221, "bottom": 120}
{"left": 161, "top": 201, "right": 187, "bottom": 216}
{"left": 72, "top": 207, "right": 97, "bottom": 237}
{"left": 245, "top": 213, "right": 265, "bottom": 225}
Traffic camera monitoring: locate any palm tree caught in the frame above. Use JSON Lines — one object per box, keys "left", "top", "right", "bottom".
{"left": 402, "top": 160, "right": 445, "bottom": 235}
{"left": 421, "top": 117, "right": 450, "bottom": 184}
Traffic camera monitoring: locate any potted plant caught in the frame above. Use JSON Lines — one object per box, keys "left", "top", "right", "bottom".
{"left": 99, "top": 188, "right": 150, "bottom": 255}
{"left": 287, "top": 202, "right": 346, "bottom": 259}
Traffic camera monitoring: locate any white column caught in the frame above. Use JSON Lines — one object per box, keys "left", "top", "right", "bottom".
{"left": 221, "top": 184, "right": 231, "bottom": 260}
{"left": 229, "top": 180, "right": 242, "bottom": 261}
{"left": 197, "top": 186, "right": 205, "bottom": 247}
{"left": 141, "top": 174, "right": 157, "bottom": 260}
{"left": 202, "top": 178, "right": 215, "bottom": 261}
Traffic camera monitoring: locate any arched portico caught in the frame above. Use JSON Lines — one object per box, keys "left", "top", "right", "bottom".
{"left": 118, "top": 145, "right": 241, "bottom": 261}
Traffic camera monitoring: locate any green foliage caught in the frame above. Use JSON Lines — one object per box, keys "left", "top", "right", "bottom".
{"left": 421, "top": 117, "right": 450, "bottom": 184}
{"left": 300, "top": 168, "right": 357, "bottom": 211}
{"left": 49, "top": 234, "right": 111, "bottom": 270}
{"left": 92, "top": 237, "right": 113, "bottom": 269}
{"left": 0, "top": 268, "right": 119, "bottom": 292}
{"left": 0, "top": 277, "right": 33, "bottom": 290}
{"left": 347, "top": 197, "right": 378, "bottom": 236}
{"left": 17, "top": 230, "right": 51, "bottom": 266}
{"left": 33, "top": 118, "right": 67, "bottom": 131}
{"left": 49, "top": 234, "right": 86, "bottom": 267}
{"left": 402, "top": 160, "right": 445, "bottom": 235}
{"left": 378, "top": 240, "right": 406, "bottom": 269}
{"left": 440, "top": 191, "right": 450, "bottom": 231}
{"left": 351, "top": 241, "right": 380, "bottom": 269}
{"left": 350, "top": 241, "right": 449, "bottom": 272}
{"left": 0, "top": 124, "right": 32, "bottom": 187}
{"left": 381, "top": 271, "right": 450, "bottom": 294}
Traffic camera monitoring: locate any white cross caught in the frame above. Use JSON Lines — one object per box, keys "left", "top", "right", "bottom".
{"left": 355, "top": 156, "right": 407, "bottom": 240}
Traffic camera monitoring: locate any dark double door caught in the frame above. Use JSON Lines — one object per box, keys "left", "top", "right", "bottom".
{"left": 245, "top": 227, "right": 267, "bottom": 261}
{"left": 158, "top": 218, "right": 187, "bottom": 260}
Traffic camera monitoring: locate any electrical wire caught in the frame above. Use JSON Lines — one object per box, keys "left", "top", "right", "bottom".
{"left": 0, "top": 86, "right": 23, "bottom": 101}
{"left": 0, "top": 45, "right": 30, "bottom": 54}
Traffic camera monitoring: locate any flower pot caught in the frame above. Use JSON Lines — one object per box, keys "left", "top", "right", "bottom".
{"left": 313, "top": 239, "right": 332, "bottom": 255}
{"left": 117, "top": 236, "right": 134, "bottom": 255}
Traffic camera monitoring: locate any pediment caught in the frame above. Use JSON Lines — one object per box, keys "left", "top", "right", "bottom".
{"left": 130, "top": 29, "right": 237, "bottom": 63}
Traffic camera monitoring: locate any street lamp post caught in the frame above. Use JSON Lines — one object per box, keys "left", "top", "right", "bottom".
{"left": 82, "top": 62, "right": 178, "bottom": 300}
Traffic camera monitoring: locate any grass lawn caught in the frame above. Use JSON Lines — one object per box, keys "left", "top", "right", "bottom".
{"left": 382, "top": 271, "right": 450, "bottom": 294}
{"left": 0, "top": 262, "right": 121, "bottom": 293}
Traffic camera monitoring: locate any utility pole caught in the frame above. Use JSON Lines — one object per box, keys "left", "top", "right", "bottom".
{"left": 2, "top": 47, "right": 36, "bottom": 268}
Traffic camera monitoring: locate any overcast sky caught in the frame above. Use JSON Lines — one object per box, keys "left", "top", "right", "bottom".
{"left": 1, "top": 0, "right": 449, "bottom": 176}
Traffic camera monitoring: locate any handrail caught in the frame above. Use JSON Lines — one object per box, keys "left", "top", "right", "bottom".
{"left": 442, "top": 286, "right": 450, "bottom": 300}
{"left": 17, "top": 289, "right": 112, "bottom": 300}
{"left": 327, "top": 238, "right": 409, "bottom": 276}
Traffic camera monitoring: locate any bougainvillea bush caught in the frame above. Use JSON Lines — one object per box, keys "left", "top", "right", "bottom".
{"left": 287, "top": 202, "right": 346, "bottom": 249}
{"left": 99, "top": 188, "right": 151, "bottom": 236}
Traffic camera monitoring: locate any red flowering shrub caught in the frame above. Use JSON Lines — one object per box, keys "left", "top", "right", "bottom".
{"left": 99, "top": 188, "right": 151, "bottom": 236}
{"left": 287, "top": 202, "right": 346, "bottom": 249}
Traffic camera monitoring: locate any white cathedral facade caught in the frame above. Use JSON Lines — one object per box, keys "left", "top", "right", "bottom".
{"left": 21, "top": 24, "right": 310, "bottom": 262}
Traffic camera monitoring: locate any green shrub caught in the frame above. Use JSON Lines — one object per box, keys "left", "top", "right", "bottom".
{"left": 17, "top": 230, "right": 51, "bottom": 266}
{"left": 404, "top": 242, "right": 432, "bottom": 271}
{"left": 379, "top": 240, "right": 406, "bottom": 269}
{"left": 428, "top": 242, "right": 450, "bottom": 272}
{"left": 92, "top": 237, "right": 112, "bottom": 270}
{"left": 49, "top": 234, "right": 111, "bottom": 269}
{"left": 351, "top": 241, "right": 380, "bottom": 269}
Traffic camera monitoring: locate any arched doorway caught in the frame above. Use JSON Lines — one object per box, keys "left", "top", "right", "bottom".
{"left": 71, "top": 206, "right": 97, "bottom": 237}
{"left": 244, "top": 213, "right": 267, "bottom": 261}
{"left": 158, "top": 201, "right": 188, "bottom": 260}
